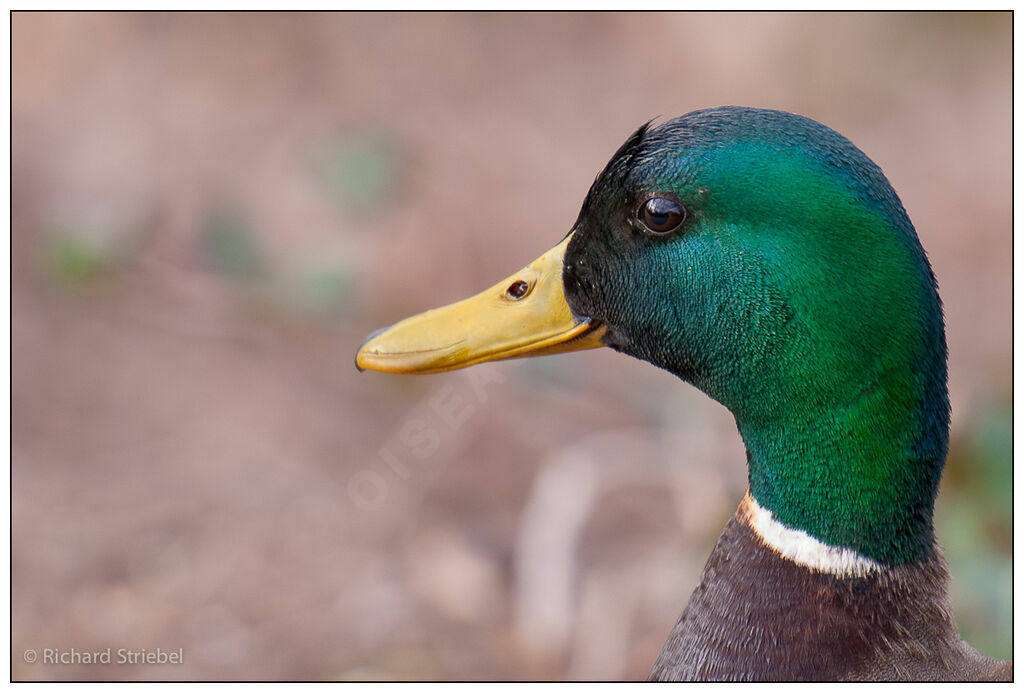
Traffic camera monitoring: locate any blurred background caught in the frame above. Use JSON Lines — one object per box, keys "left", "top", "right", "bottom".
{"left": 12, "top": 12, "right": 1011, "bottom": 681}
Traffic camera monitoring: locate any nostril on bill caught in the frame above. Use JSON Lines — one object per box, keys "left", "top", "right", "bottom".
{"left": 505, "top": 280, "right": 530, "bottom": 300}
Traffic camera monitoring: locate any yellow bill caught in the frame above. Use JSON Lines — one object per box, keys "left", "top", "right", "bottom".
{"left": 356, "top": 233, "right": 606, "bottom": 374}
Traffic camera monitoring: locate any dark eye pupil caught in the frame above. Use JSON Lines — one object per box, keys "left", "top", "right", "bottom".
{"left": 640, "top": 197, "right": 685, "bottom": 233}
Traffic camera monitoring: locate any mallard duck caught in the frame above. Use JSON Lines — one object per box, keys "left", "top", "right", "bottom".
{"left": 355, "top": 107, "right": 1011, "bottom": 681}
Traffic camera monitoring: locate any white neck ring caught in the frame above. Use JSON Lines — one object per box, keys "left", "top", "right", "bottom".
{"left": 741, "top": 492, "right": 884, "bottom": 577}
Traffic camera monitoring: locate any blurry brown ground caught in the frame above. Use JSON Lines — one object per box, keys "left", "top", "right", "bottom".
{"left": 12, "top": 12, "right": 1011, "bottom": 681}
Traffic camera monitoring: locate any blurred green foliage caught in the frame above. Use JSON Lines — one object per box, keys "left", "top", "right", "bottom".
{"left": 197, "top": 203, "right": 357, "bottom": 322}
{"left": 46, "top": 233, "right": 117, "bottom": 284}
{"left": 308, "top": 131, "right": 407, "bottom": 218}
{"left": 270, "top": 262, "right": 355, "bottom": 321}
{"left": 199, "top": 207, "right": 266, "bottom": 280}
{"left": 936, "top": 394, "right": 1012, "bottom": 660}
{"left": 39, "top": 209, "right": 140, "bottom": 289}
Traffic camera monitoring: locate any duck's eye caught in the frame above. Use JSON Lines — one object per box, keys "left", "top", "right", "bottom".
{"left": 639, "top": 197, "right": 686, "bottom": 234}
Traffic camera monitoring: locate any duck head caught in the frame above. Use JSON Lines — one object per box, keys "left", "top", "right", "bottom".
{"left": 357, "top": 107, "right": 949, "bottom": 567}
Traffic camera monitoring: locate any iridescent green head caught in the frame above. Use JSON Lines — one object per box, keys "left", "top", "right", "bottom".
{"left": 564, "top": 107, "right": 948, "bottom": 564}
{"left": 357, "top": 106, "right": 949, "bottom": 566}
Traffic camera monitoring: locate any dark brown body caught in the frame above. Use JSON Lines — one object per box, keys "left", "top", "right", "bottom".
{"left": 649, "top": 509, "right": 1012, "bottom": 682}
